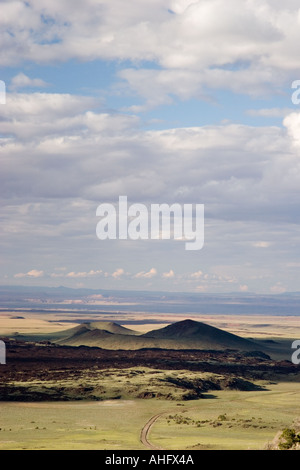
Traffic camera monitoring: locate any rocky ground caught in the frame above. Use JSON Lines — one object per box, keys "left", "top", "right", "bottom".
{"left": 0, "top": 338, "right": 298, "bottom": 401}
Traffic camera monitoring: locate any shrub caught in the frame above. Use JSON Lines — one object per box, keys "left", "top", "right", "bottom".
{"left": 278, "top": 428, "right": 300, "bottom": 450}
{"left": 218, "top": 414, "right": 227, "bottom": 421}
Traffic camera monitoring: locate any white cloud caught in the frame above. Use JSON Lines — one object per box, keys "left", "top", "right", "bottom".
{"left": 283, "top": 112, "right": 300, "bottom": 147}
{"left": 190, "top": 270, "right": 203, "bottom": 279}
{"left": 14, "top": 269, "right": 44, "bottom": 278}
{"left": 26, "top": 269, "right": 44, "bottom": 278}
{"left": 1, "top": 96, "right": 300, "bottom": 229}
{"left": 66, "top": 270, "right": 102, "bottom": 278}
{"left": 1, "top": 1, "right": 300, "bottom": 104}
{"left": 162, "top": 269, "right": 175, "bottom": 278}
{"left": 112, "top": 268, "right": 125, "bottom": 279}
{"left": 10, "top": 73, "right": 49, "bottom": 91}
{"left": 134, "top": 268, "right": 157, "bottom": 279}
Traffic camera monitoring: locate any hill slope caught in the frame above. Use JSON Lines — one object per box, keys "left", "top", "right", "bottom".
{"left": 55, "top": 318, "right": 263, "bottom": 352}
{"left": 58, "top": 321, "right": 138, "bottom": 338}
{"left": 141, "top": 319, "right": 256, "bottom": 349}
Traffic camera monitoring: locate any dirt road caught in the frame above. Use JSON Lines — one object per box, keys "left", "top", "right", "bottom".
{"left": 140, "top": 413, "right": 164, "bottom": 450}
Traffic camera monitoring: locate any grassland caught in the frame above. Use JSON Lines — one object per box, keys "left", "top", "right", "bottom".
{"left": 150, "top": 381, "right": 300, "bottom": 450}
{"left": 0, "top": 380, "right": 299, "bottom": 450}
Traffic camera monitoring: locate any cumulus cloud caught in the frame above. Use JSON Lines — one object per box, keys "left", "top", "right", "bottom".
{"left": 14, "top": 269, "right": 44, "bottom": 278}
{"left": 0, "top": 92, "right": 102, "bottom": 140}
{"left": 190, "top": 270, "right": 203, "bottom": 279}
{"left": 1, "top": 96, "right": 300, "bottom": 250}
{"left": 10, "top": 73, "right": 49, "bottom": 91}
{"left": 283, "top": 112, "right": 300, "bottom": 147}
{"left": 134, "top": 268, "right": 157, "bottom": 279}
{"left": 162, "top": 269, "right": 175, "bottom": 278}
{"left": 65, "top": 270, "right": 102, "bottom": 278}
{"left": 112, "top": 268, "right": 125, "bottom": 279}
{"left": 1, "top": 1, "right": 300, "bottom": 104}
{"left": 0, "top": 91, "right": 296, "bottom": 222}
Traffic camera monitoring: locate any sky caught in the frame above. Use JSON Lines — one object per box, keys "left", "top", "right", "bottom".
{"left": 1, "top": 0, "right": 300, "bottom": 294}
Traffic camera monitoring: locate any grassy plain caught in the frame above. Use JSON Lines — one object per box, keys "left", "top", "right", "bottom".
{"left": 0, "top": 380, "right": 299, "bottom": 450}
{"left": 150, "top": 381, "right": 300, "bottom": 450}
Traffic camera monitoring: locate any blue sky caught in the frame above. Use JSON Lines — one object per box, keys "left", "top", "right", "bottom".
{"left": 1, "top": 0, "right": 300, "bottom": 293}
{"left": 2, "top": 57, "right": 293, "bottom": 129}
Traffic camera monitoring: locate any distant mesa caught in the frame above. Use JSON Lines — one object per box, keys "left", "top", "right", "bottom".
{"left": 54, "top": 318, "right": 263, "bottom": 353}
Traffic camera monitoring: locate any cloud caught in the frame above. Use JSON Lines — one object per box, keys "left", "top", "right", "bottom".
{"left": 14, "top": 269, "right": 44, "bottom": 278}
{"left": 1, "top": 97, "right": 300, "bottom": 261}
{"left": 134, "top": 268, "right": 157, "bottom": 279}
{"left": 162, "top": 269, "right": 175, "bottom": 278}
{"left": 239, "top": 284, "right": 249, "bottom": 292}
{"left": 0, "top": 92, "right": 101, "bottom": 140}
{"left": 283, "top": 112, "right": 300, "bottom": 147}
{"left": 25, "top": 269, "right": 44, "bottom": 278}
{"left": 10, "top": 73, "right": 49, "bottom": 91}
{"left": 0, "top": 92, "right": 295, "bottom": 221}
{"left": 65, "top": 270, "right": 102, "bottom": 278}
{"left": 270, "top": 283, "right": 287, "bottom": 294}
{"left": 252, "top": 241, "right": 271, "bottom": 248}
{"left": 190, "top": 270, "right": 203, "bottom": 279}
{"left": 1, "top": 1, "right": 300, "bottom": 105}
{"left": 112, "top": 268, "right": 125, "bottom": 279}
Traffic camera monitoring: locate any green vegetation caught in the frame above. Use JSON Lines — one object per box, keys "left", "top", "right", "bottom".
{"left": 149, "top": 381, "right": 300, "bottom": 450}
{"left": 0, "top": 380, "right": 299, "bottom": 450}
{"left": 278, "top": 428, "right": 300, "bottom": 450}
{"left": 0, "top": 367, "right": 264, "bottom": 402}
